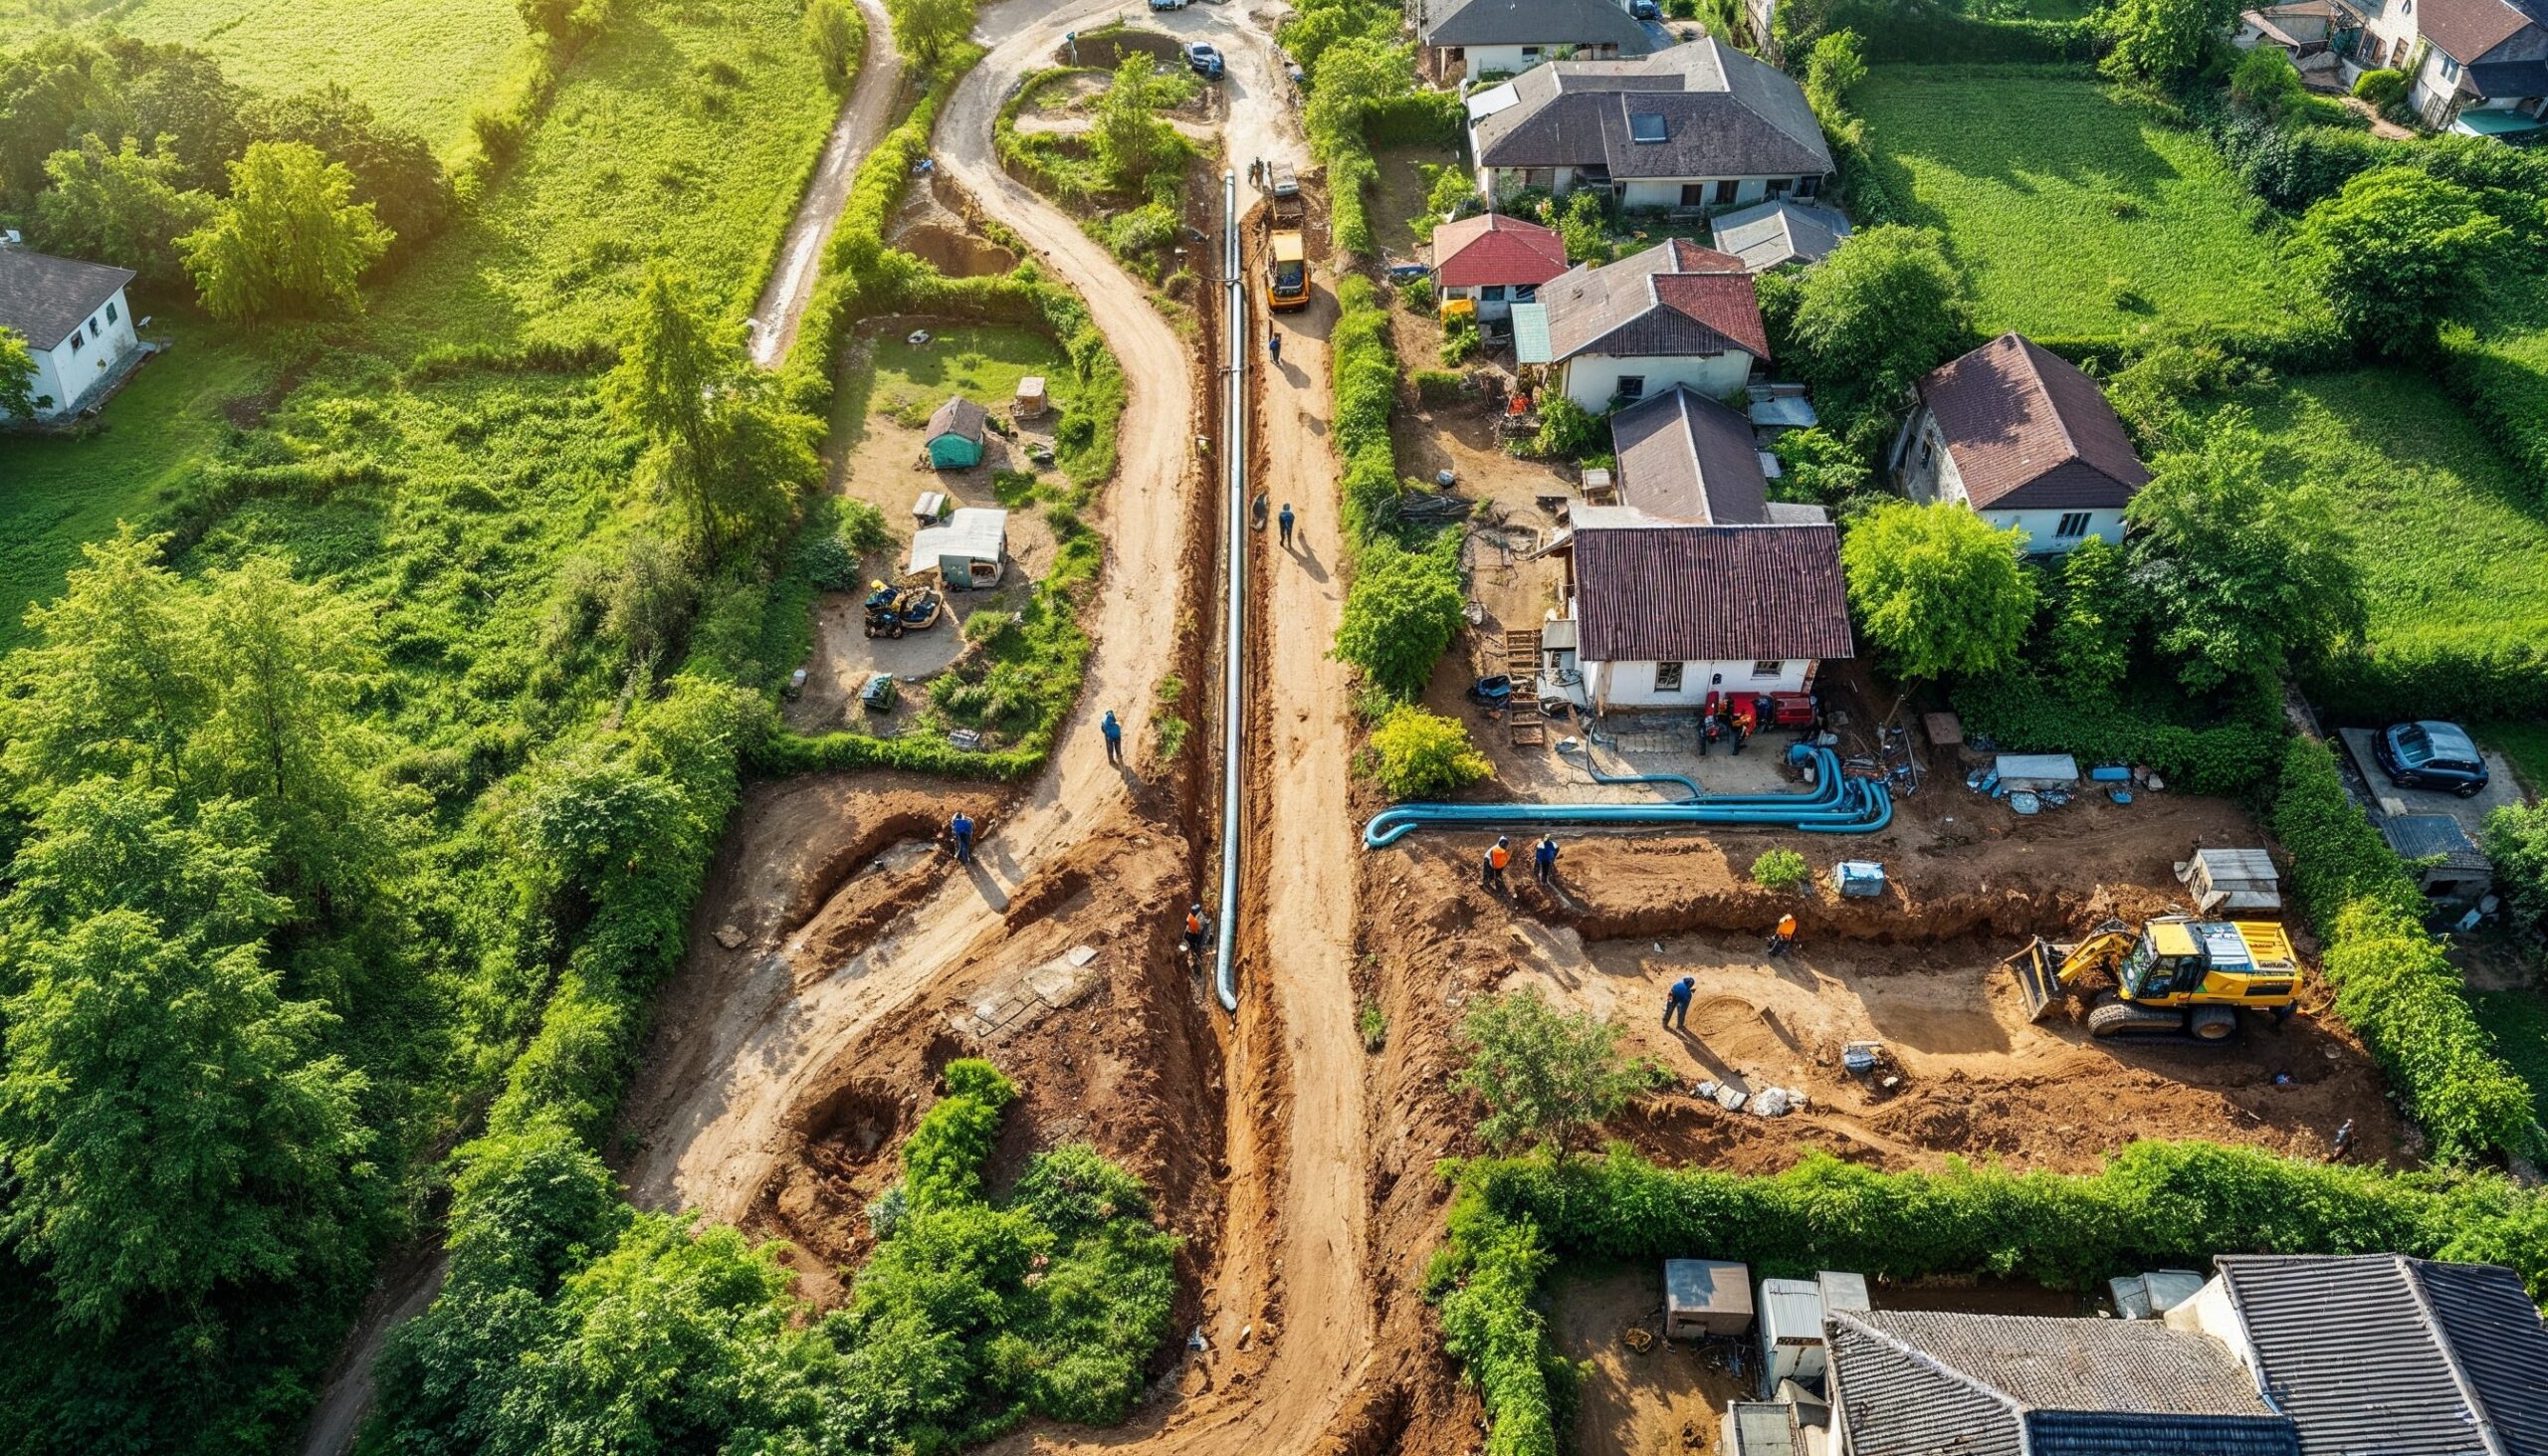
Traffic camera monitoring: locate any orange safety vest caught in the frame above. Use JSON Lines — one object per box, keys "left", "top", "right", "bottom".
{"left": 1776, "top": 914, "right": 1798, "bottom": 938}
{"left": 1489, "top": 845, "right": 1512, "bottom": 870}
{"left": 1185, "top": 912, "right": 1203, "bottom": 936}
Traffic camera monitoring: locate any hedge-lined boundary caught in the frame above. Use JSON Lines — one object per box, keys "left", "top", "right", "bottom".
{"left": 1950, "top": 672, "right": 2284, "bottom": 797}
{"left": 2268, "top": 737, "right": 2541, "bottom": 1161}
{"left": 1431, "top": 1143, "right": 2548, "bottom": 1456}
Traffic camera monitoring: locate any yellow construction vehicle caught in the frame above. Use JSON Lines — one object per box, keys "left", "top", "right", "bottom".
{"left": 1267, "top": 228, "right": 1308, "bottom": 312}
{"left": 2007, "top": 916, "right": 2300, "bottom": 1040}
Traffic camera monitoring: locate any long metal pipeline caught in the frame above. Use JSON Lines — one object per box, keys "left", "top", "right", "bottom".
{"left": 1213, "top": 168, "right": 1243, "bottom": 1014}
{"left": 1362, "top": 747, "right": 1892, "bottom": 848}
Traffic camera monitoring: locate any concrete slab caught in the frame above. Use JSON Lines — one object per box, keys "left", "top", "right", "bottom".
{"left": 2334, "top": 728, "right": 2528, "bottom": 838}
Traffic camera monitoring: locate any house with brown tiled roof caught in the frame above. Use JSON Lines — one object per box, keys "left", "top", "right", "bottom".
{"left": 1890, "top": 332, "right": 2151, "bottom": 555}
{"left": 1513, "top": 237, "right": 1767, "bottom": 413}
{"left": 1543, "top": 385, "right": 1850, "bottom": 712}
{"left": 2347, "top": 0, "right": 2548, "bottom": 135}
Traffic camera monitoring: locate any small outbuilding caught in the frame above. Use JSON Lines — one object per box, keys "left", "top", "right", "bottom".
{"left": 908, "top": 506, "right": 1009, "bottom": 588}
{"left": 1665, "top": 1259, "right": 1755, "bottom": 1341}
{"left": 1429, "top": 212, "right": 1570, "bottom": 322}
{"left": 2380, "top": 814, "right": 2492, "bottom": 904}
{"left": 2177, "top": 848, "right": 2282, "bottom": 916}
{"left": 1758, "top": 1270, "right": 1870, "bottom": 1393}
{"left": 925, "top": 396, "right": 990, "bottom": 470}
{"left": 1711, "top": 199, "right": 1853, "bottom": 273}
{"left": 1013, "top": 375, "right": 1047, "bottom": 419}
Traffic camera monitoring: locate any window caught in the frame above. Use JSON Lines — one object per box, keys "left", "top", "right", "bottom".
{"left": 1654, "top": 662, "right": 1684, "bottom": 692}
{"left": 1481, "top": 285, "right": 1508, "bottom": 303}
{"left": 1522, "top": 46, "right": 1542, "bottom": 60}
{"left": 1795, "top": 174, "right": 1820, "bottom": 199}
{"left": 2439, "top": 53, "right": 2458, "bottom": 82}
{"left": 1513, "top": 284, "right": 1537, "bottom": 303}
{"left": 1628, "top": 112, "right": 1668, "bottom": 143}
{"left": 1616, "top": 374, "right": 1646, "bottom": 399}
{"left": 1918, "top": 440, "right": 1934, "bottom": 466}
{"left": 104, "top": 301, "right": 117, "bottom": 324}
{"left": 2054, "top": 512, "right": 2094, "bottom": 538}
{"left": 1765, "top": 177, "right": 1791, "bottom": 198}
{"left": 1751, "top": 660, "right": 1783, "bottom": 678}
{"left": 1681, "top": 182, "right": 1708, "bottom": 207}
{"left": 1713, "top": 178, "right": 1739, "bottom": 204}
{"left": 67, "top": 326, "right": 83, "bottom": 352}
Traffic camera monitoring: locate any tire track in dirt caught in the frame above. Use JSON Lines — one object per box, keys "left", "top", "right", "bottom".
{"left": 621, "top": 0, "right": 1203, "bottom": 1226}
{"left": 748, "top": 0, "right": 904, "bottom": 368}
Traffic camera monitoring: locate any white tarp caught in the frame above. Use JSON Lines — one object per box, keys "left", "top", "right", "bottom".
{"left": 1996, "top": 752, "right": 2080, "bottom": 787}
{"left": 907, "top": 507, "right": 1007, "bottom": 577}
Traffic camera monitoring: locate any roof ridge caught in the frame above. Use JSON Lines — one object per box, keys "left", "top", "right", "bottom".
{"left": 2396, "top": 1256, "right": 2513, "bottom": 1456}
{"left": 2009, "top": 334, "right": 2087, "bottom": 470}
{"left": 1836, "top": 1312, "right": 2038, "bottom": 1438}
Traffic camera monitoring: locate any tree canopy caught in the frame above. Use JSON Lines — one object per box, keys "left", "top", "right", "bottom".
{"left": 2124, "top": 413, "right": 2366, "bottom": 692}
{"left": 1330, "top": 536, "right": 1466, "bottom": 700}
{"left": 2102, "top": 0, "right": 2237, "bottom": 85}
{"left": 1454, "top": 987, "right": 1663, "bottom": 1153}
{"left": 179, "top": 139, "right": 390, "bottom": 322}
{"left": 2295, "top": 165, "right": 2510, "bottom": 354}
{"left": 1785, "top": 225, "right": 1971, "bottom": 448}
{"left": 1839, "top": 500, "right": 2038, "bottom": 680}
{"left": 0, "top": 326, "right": 40, "bottom": 419}
{"left": 34, "top": 133, "right": 212, "bottom": 285}
{"left": 1092, "top": 57, "right": 1181, "bottom": 193}
{"left": 885, "top": 0, "right": 973, "bottom": 69}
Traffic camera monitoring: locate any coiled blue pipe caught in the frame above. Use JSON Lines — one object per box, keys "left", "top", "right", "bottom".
{"left": 1362, "top": 747, "right": 1891, "bottom": 848}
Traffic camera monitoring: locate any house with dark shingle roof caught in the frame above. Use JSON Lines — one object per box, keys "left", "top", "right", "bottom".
{"left": 0, "top": 245, "right": 141, "bottom": 421}
{"left": 1825, "top": 1309, "right": 2303, "bottom": 1456}
{"left": 1416, "top": 0, "right": 1662, "bottom": 85}
{"left": 1465, "top": 39, "right": 1832, "bottom": 211}
{"left": 2167, "top": 1254, "right": 2548, "bottom": 1456}
{"left": 1514, "top": 237, "right": 1767, "bottom": 412}
{"left": 1891, "top": 331, "right": 2151, "bottom": 554}
{"left": 2349, "top": 0, "right": 2547, "bottom": 135}
{"left": 1548, "top": 385, "right": 1849, "bottom": 712}
{"left": 1428, "top": 213, "right": 1569, "bottom": 321}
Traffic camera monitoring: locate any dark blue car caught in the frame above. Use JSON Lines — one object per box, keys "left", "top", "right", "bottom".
{"left": 2374, "top": 721, "right": 2489, "bottom": 797}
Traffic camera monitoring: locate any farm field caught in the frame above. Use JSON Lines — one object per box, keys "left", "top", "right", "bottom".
{"left": 2202, "top": 370, "right": 2548, "bottom": 680}
{"left": 0, "top": 0, "right": 524, "bottom": 151}
{"left": 1856, "top": 66, "right": 2295, "bottom": 339}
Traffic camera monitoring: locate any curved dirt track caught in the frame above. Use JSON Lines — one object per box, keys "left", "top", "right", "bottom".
{"left": 622, "top": 0, "right": 1205, "bottom": 1223}
{"left": 748, "top": 0, "right": 904, "bottom": 367}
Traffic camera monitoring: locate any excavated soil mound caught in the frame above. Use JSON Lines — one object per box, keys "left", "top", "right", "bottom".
{"left": 897, "top": 222, "right": 1018, "bottom": 278}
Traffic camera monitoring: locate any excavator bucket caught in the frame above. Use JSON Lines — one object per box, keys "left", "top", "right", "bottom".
{"left": 2006, "top": 938, "right": 2066, "bottom": 1022}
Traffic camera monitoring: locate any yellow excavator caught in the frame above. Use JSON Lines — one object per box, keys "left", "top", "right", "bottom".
{"left": 2008, "top": 916, "right": 2300, "bottom": 1040}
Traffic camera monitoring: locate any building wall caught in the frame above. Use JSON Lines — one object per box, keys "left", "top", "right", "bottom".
{"left": 1981, "top": 506, "right": 2126, "bottom": 553}
{"left": 1436, "top": 280, "right": 1541, "bottom": 320}
{"left": 1441, "top": 41, "right": 1629, "bottom": 83}
{"left": 1586, "top": 655, "right": 1807, "bottom": 710}
{"left": 1892, "top": 406, "right": 1965, "bottom": 504}
{"left": 1483, "top": 167, "right": 1824, "bottom": 208}
{"left": 1559, "top": 350, "right": 1752, "bottom": 411}
{"left": 24, "top": 286, "right": 137, "bottom": 419}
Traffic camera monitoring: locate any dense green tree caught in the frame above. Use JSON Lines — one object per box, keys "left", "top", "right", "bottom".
{"left": 115, "top": 42, "right": 248, "bottom": 192}
{"left": 0, "top": 783, "right": 372, "bottom": 1333}
{"left": 1278, "top": 0, "right": 1397, "bottom": 71}
{"left": 1302, "top": 36, "right": 1411, "bottom": 153}
{"left": 1839, "top": 500, "right": 2037, "bottom": 680}
{"left": 1093, "top": 57, "right": 1178, "bottom": 193}
{"left": 0, "top": 325, "right": 40, "bottom": 419}
{"left": 1804, "top": 29, "right": 1867, "bottom": 121}
{"left": 2482, "top": 802, "right": 2548, "bottom": 933}
{"left": 3, "top": 526, "right": 209, "bottom": 797}
{"left": 241, "top": 84, "right": 454, "bottom": 250}
{"left": 34, "top": 133, "right": 213, "bottom": 286}
{"left": 802, "top": 0, "right": 862, "bottom": 82}
{"left": 1331, "top": 537, "right": 1465, "bottom": 699}
{"left": 1786, "top": 225, "right": 1970, "bottom": 446}
{"left": 1770, "top": 427, "right": 1872, "bottom": 509}
{"left": 2101, "top": 0, "right": 2237, "bottom": 85}
{"left": 2044, "top": 534, "right": 2135, "bottom": 697}
{"left": 886, "top": 0, "right": 973, "bottom": 68}
{"left": 1454, "top": 987, "right": 1662, "bottom": 1153}
{"left": 179, "top": 140, "right": 390, "bottom": 322}
{"left": 2125, "top": 414, "right": 2365, "bottom": 692}
{"left": 2294, "top": 166, "right": 2510, "bottom": 354}
{"left": 0, "top": 33, "right": 108, "bottom": 196}
{"left": 2229, "top": 44, "right": 2305, "bottom": 116}
{"left": 1365, "top": 704, "right": 1492, "bottom": 798}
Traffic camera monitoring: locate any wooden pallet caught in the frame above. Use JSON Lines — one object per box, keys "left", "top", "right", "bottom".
{"left": 1505, "top": 629, "right": 1544, "bottom": 745}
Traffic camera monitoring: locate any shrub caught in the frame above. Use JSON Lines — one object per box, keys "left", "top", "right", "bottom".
{"left": 1365, "top": 704, "right": 1491, "bottom": 798}
{"left": 1412, "top": 368, "right": 1465, "bottom": 404}
{"left": 2353, "top": 68, "right": 2410, "bottom": 117}
{"left": 2483, "top": 802, "right": 2548, "bottom": 934}
{"left": 1333, "top": 536, "right": 1466, "bottom": 699}
{"left": 1440, "top": 312, "right": 1480, "bottom": 364}
{"left": 1841, "top": 501, "right": 2037, "bottom": 681}
{"left": 1524, "top": 397, "right": 1601, "bottom": 459}
{"left": 2294, "top": 167, "right": 2510, "bottom": 356}
{"left": 838, "top": 497, "right": 889, "bottom": 553}
{"left": 1453, "top": 988, "right": 1667, "bottom": 1153}
{"left": 803, "top": 0, "right": 863, "bottom": 82}
{"left": 1749, "top": 848, "right": 1810, "bottom": 891}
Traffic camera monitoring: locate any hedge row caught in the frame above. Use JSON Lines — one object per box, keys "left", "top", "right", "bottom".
{"left": 1432, "top": 1142, "right": 2548, "bottom": 1456}
{"left": 1781, "top": 0, "right": 2096, "bottom": 65}
{"left": 1949, "top": 672, "right": 2284, "bottom": 798}
{"left": 2439, "top": 319, "right": 2548, "bottom": 505}
{"left": 2304, "top": 635, "right": 2548, "bottom": 725}
{"left": 2267, "top": 737, "right": 2541, "bottom": 1162}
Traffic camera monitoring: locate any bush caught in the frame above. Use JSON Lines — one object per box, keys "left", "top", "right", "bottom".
{"left": 803, "top": 0, "right": 863, "bottom": 82}
{"left": 1440, "top": 312, "right": 1480, "bottom": 365}
{"left": 1950, "top": 672, "right": 2283, "bottom": 797}
{"left": 2353, "top": 67, "right": 2410, "bottom": 119}
{"left": 1412, "top": 368, "right": 1466, "bottom": 404}
{"left": 1749, "top": 848, "right": 1810, "bottom": 891}
{"left": 1524, "top": 396, "right": 1601, "bottom": 460}
{"left": 2484, "top": 802, "right": 2548, "bottom": 934}
{"left": 1365, "top": 704, "right": 1491, "bottom": 798}
{"left": 1333, "top": 536, "right": 1466, "bottom": 699}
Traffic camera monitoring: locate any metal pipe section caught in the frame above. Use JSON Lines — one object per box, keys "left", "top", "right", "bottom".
{"left": 1213, "top": 169, "right": 1243, "bottom": 1014}
{"left": 1361, "top": 748, "right": 1892, "bottom": 848}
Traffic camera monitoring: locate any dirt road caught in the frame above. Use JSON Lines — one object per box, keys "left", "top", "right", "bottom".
{"left": 623, "top": 0, "right": 1204, "bottom": 1223}
{"left": 747, "top": 0, "right": 902, "bottom": 368}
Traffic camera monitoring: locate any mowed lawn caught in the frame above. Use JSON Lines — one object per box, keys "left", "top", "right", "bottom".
{"left": 1856, "top": 67, "right": 2294, "bottom": 339}
{"left": 2209, "top": 369, "right": 2548, "bottom": 672}
{"left": 1, "top": 0, "right": 525, "bottom": 152}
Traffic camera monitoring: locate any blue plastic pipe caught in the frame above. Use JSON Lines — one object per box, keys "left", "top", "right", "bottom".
{"left": 1362, "top": 747, "right": 1891, "bottom": 848}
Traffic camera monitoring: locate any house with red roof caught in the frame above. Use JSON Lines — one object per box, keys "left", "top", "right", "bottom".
{"left": 1428, "top": 213, "right": 1569, "bottom": 321}
{"left": 1511, "top": 237, "right": 1768, "bottom": 413}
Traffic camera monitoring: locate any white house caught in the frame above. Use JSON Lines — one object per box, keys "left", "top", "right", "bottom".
{"left": 0, "top": 246, "right": 141, "bottom": 422}
{"left": 1428, "top": 212, "right": 1570, "bottom": 322}
{"left": 1891, "top": 332, "right": 2151, "bottom": 555}
{"left": 1512, "top": 238, "right": 1767, "bottom": 413}
{"left": 2346, "top": 0, "right": 2548, "bottom": 134}
{"left": 1466, "top": 39, "right": 1833, "bottom": 209}
{"left": 1549, "top": 385, "right": 1850, "bottom": 713}
{"left": 1416, "top": 0, "right": 1662, "bottom": 85}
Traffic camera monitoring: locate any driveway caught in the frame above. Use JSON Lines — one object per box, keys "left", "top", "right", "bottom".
{"left": 2334, "top": 727, "right": 2529, "bottom": 838}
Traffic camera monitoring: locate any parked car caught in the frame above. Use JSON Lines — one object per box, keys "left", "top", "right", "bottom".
{"left": 1185, "top": 42, "right": 1223, "bottom": 78}
{"left": 2374, "top": 720, "right": 2490, "bottom": 797}
{"left": 1149, "top": 0, "right": 1187, "bottom": 9}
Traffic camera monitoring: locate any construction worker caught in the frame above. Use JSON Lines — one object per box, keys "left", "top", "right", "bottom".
{"left": 1534, "top": 833, "right": 1559, "bottom": 885}
{"left": 949, "top": 810, "right": 975, "bottom": 865}
{"left": 1732, "top": 697, "right": 1756, "bottom": 755}
{"left": 1102, "top": 709, "right": 1124, "bottom": 764}
{"left": 1184, "top": 903, "right": 1209, "bottom": 959}
{"left": 1269, "top": 328, "right": 1282, "bottom": 368}
{"left": 1663, "top": 975, "right": 1696, "bottom": 1029}
{"left": 1482, "top": 835, "right": 1513, "bottom": 892}
{"left": 2329, "top": 1118, "right": 2356, "bottom": 1162}
{"left": 1278, "top": 502, "right": 1295, "bottom": 549}
{"left": 1768, "top": 911, "right": 1799, "bottom": 957}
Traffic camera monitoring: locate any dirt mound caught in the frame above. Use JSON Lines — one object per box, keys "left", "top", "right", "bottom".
{"left": 1068, "top": 28, "right": 1182, "bottom": 67}
{"left": 897, "top": 222, "right": 1018, "bottom": 278}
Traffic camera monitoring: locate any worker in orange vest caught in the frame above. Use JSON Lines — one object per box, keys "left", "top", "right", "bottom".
{"left": 1768, "top": 911, "right": 1799, "bottom": 957}
{"left": 1482, "top": 836, "right": 1513, "bottom": 893}
{"left": 1184, "top": 903, "right": 1208, "bottom": 959}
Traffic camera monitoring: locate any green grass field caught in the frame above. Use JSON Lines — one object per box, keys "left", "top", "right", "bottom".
{"left": 2210, "top": 369, "right": 2548, "bottom": 683}
{"left": 869, "top": 327, "right": 1073, "bottom": 422}
{"left": 1856, "top": 67, "right": 2296, "bottom": 339}
{"left": 0, "top": 0, "right": 525, "bottom": 151}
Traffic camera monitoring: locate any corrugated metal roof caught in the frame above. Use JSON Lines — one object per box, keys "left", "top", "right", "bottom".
{"left": 1761, "top": 1278, "right": 1827, "bottom": 1345}
{"left": 2218, "top": 1254, "right": 2548, "bottom": 1456}
{"left": 1725, "top": 1402, "right": 1804, "bottom": 1456}
{"left": 1665, "top": 1259, "right": 1753, "bottom": 1317}
{"left": 907, "top": 507, "right": 1006, "bottom": 573}
{"left": 1573, "top": 524, "right": 1852, "bottom": 664}
{"left": 1510, "top": 302, "right": 1552, "bottom": 364}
